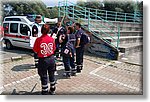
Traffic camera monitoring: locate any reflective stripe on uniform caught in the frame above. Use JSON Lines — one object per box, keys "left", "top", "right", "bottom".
{"left": 42, "top": 88, "right": 48, "bottom": 91}
{"left": 35, "top": 62, "right": 38, "bottom": 64}
{"left": 42, "top": 84, "right": 48, "bottom": 91}
{"left": 77, "top": 65, "right": 82, "bottom": 67}
{"left": 51, "top": 86, "right": 55, "bottom": 88}
{"left": 50, "top": 81, "right": 55, "bottom": 85}
{"left": 65, "top": 71, "right": 71, "bottom": 73}
{"left": 42, "top": 84, "right": 48, "bottom": 87}
{"left": 71, "top": 68, "right": 76, "bottom": 72}
{"left": 34, "top": 59, "right": 39, "bottom": 61}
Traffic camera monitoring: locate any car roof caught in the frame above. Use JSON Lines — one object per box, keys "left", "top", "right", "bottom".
{"left": 5, "top": 16, "right": 26, "bottom": 18}
{"left": 4, "top": 16, "right": 45, "bottom": 25}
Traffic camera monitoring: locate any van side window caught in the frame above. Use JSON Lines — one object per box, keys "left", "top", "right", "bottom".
{"left": 5, "top": 18, "right": 21, "bottom": 21}
{"left": 10, "top": 23, "right": 18, "bottom": 33}
{"left": 20, "top": 24, "right": 30, "bottom": 36}
{"left": 3, "top": 23, "right": 9, "bottom": 33}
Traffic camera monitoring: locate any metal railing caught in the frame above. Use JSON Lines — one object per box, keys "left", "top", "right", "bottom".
{"left": 58, "top": 1, "right": 142, "bottom": 23}
{"left": 59, "top": 1, "right": 144, "bottom": 49}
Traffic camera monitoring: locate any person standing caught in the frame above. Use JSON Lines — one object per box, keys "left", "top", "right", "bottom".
{"left": 52, "top": 22, "right": 66, "bottom": 58}
{"left": 62, "top": 26, "right": 76, "bottom": 77}
{"left": 75, "top": 23, "right": 85, "bottom": 73}
{"left": 32, "top": 15, "right": 42, "bottom": 37}
{"left": 32, "top": 15, "right": 42, "bottom": 68}
{"left": 33, "top": 24, "right": 56, "bottom": 95}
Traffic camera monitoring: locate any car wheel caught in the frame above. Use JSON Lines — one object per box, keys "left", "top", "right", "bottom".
{"left": 6, "top": 41, "right": 13, "bottom": 50}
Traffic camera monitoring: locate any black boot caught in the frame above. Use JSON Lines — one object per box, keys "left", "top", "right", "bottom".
{"left": 76, "top": 66, "right": 81, "bottom": 73}
{"left": 71, "top": 68, "right": 76, "bottom": 76}
{"left": 49, "top": 87, "right": 56, "bottom": 95}
{"left": 41, "top": 91, "right": 48, "bottom": 95}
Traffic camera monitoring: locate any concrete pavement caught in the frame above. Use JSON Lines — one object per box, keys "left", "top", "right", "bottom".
{"left": 0, "top": 53, "right": 143, "bottom": 95}
{"left": 0, "top": 46, "right": 33, "bottom": 64}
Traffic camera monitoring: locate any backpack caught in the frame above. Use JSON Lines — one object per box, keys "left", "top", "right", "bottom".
{"left": 80, "top": 33, "right": 90, "bottom": 45}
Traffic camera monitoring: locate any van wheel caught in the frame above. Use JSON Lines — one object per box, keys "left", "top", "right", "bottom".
{"left": 6, "top": 41, "right": 13, "bottom": 50}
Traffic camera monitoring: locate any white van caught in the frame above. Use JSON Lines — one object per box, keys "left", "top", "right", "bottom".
{"left": 3, "top": 16, "right": 57, "bottom": 50}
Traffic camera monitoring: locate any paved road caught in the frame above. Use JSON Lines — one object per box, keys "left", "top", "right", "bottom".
{"left": 0, "top": 43, "right": 143, "bottom": 95}
{"left": 0, "top": 46, "right": 33, "bottom": 63}
{"left": 0, "top": 53, "right": 143, "bottom": 95}
{"left": 119, "top": 51, "right": 143, "bottom": 66}
{"left": 0, "top": 43, "right": 142, "bottom": 66}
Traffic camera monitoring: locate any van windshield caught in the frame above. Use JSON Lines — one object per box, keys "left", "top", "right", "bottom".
{"left": 26, "top": 16, "right": 35, "bottom": 22}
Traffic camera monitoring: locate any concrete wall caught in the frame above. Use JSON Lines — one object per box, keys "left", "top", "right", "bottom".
{"left": 83, "top": 29, "right": 119, "bottom": 60}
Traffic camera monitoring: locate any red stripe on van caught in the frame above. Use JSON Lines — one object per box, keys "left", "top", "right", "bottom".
{"left": 4, "top": 33, "right": 30, "bottom": 39}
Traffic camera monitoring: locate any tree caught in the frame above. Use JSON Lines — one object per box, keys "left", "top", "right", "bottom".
{"left": 77, "top": 1, "right": 104, "bottom": 10}
{"left": 137, "top": 1, "right": 143, "bottom": 14}
{"left": 47, "top": 7, "right": 59, "bottom": 18}
{"left": 2, "top": 0, "right": 50, "bottom": 17}
{"left": 103, "top": 0, "right": 141, "bottom": 13}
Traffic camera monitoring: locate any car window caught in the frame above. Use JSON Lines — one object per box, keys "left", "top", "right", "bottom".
{"left": 26, "top": 16, "right": 35, "bottom": 22}
{"left": 5, "top": 18, "right": 21, "bottom": 21}
{"left": 10, "top": 23, "right": 18, "bottom": 33}
{"left": 20, "top": 24, "right": 30, "bottom": 36}
{"left": 3, "top": 23, "right": 9, "bottom": 33}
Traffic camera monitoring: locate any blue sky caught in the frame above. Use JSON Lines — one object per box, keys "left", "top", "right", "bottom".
{"left": 41, "top": 0, "right": 78, "bottom": 7}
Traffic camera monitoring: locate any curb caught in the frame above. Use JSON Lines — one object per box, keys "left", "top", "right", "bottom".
{"left": 11, "top": 56, "right": 22, "bottom": 61}
{"left": 1, "top": 54, "right": 33, "bottom": 64}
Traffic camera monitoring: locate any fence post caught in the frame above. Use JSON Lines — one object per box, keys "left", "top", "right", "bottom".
{"left": 85, "top": 7, "right": 86, "bottom": 19}
{"left": 95, "top": 9, "right": 97, "bottom": 20}
{"left": 73, "top": 6, "right": 74, "bottom": 19}
{"left": 115, "top": 12, "right": 117, "bottom": 21}
{"left": 124, "top": 13, "right": 126, "bottom": 22}
{"left": 117, "top": 24, "right": 120, "bottom": 49}
{"left": 105, "top": 11, "right": 107, "bottom": 20}
{"left": 88, "top": 10, "right": 90, "bottom": 31}
{"left": 134, "top": 11, "right": 136, "bottom": 23}
{"left": 65, "top": 0, "right": 68, "bottom": 16}
{"left": 63, "top": 1, "right": 65, "bottom": 16}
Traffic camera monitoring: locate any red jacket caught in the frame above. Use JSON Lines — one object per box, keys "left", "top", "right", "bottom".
{"left": 33, "top": 34, "right": 56, "bottom": 58}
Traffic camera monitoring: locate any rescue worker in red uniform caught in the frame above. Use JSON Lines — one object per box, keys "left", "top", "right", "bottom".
{"left": 33, "top": 24, "right": 56, "bottom": 95}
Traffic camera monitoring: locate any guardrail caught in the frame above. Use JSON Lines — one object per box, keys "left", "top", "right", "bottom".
{"left": 58, "top": 1, "right": 142, "bottom": 24}
{"left": 58, "top": 1, "right": 142, "bottom": 49}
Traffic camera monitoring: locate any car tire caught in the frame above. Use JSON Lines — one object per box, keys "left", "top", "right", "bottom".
{"left": 6, "top": 40, "right": 13, "bottom": 50}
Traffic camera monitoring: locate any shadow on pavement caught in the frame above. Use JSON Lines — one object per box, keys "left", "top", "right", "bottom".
{"left": 55, "top": 68, "right": 73, "bottom": 80}
{"left": 11, "top": 64, "right": 36, "bottom": 71}
{"left": 2, "top": 91, "right": 41, "bottom": 95}
{"left": 2, "top": 46, "right": 34, "bottom": 56}
{"left": 14, "top": 91, "right": 41, "bottom": 95}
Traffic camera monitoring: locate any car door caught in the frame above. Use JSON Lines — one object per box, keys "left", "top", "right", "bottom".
{"left": 19, "top": 22, "right": 31, "bottom": 49}
{"left": 9, "top": 22, "right": 21, "bottom": 47}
